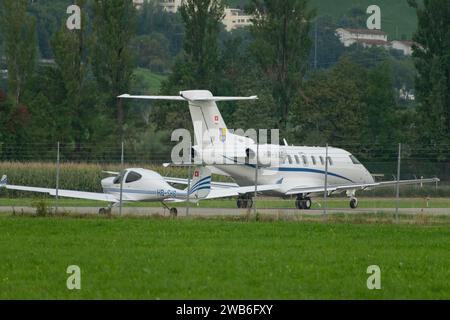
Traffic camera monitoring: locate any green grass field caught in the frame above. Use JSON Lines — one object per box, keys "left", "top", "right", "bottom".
{"left": 132, "top": 68, "right": 167, "bottom": 94}
{"left": 0, "top": 215, "right": 449, "bottom": 299}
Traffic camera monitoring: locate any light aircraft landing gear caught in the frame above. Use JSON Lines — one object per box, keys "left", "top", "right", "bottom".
{"left": 350, "top": 197, "right": 358, "bottom": 209}
{"left": 98, "top": 207, "right": 112, "bottom": 215}
{"left": 295, "top": 195, "right": 312, "bottom": 210}
{"left": 162, "top": 202, "right": 178, "bottom": 217}
{"left": 170, "top": 207, "right": 178, "bottom": 217}
{"left": 237, "top": 195, "right": 253, "bottom": 209}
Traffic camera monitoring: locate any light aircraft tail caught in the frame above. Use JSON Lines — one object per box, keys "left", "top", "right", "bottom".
{"left": 0, "top": 175, "right": 7, "bottom": 187}
{"left": 187, "top": 166, "right": 211, "bottom": 199}
{"left": 118, "top": 90, "right": 257, "bottom": 146}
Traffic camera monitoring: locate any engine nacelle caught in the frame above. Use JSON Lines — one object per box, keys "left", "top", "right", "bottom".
{"left": 192, "top": 145, "right": 248, "bottom": 165}
{"left": 245, "top": 144, "right": 281, "bottom": 167}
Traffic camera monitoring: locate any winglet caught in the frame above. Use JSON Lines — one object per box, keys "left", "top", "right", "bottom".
{"left": 0, "top": 175, "right": 7, "bottom": 187}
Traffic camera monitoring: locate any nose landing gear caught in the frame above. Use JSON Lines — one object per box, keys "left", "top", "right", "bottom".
{"left": 350, "top": 197, "right": 358, "bottom": 209}
{"left": 237, "top": 195, "right": 253, "bottom": 208}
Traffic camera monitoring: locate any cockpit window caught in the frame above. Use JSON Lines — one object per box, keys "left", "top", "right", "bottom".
{"left": 349, "top": 155, "right": 361, "bottom": 165}
{"left": 125, "top": 171, "right": 142, "bottom": 183}
{"left": 113, "top": 170, "right": 126, "bottom": 184}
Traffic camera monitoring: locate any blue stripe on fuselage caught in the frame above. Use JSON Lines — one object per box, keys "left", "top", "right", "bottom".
{"left": 222, "top": 156, "right": 354, "bottom": 183}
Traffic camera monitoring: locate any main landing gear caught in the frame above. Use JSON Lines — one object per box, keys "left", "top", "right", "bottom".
{"left": 98, "top": 207, "right": 112, "bottom": 215}
{"left": 295, "top": 195, "right": 312, "bottom": 210}
{"left": 99, "top": 203, "right": 114, "bottom": 215}
{"left": 346, "top": 190, "right": 358, "bottom": 209}
{"left": 349, "top": 197, "right": 358, "bottom": 209}
{"left": 237, "top": 195, "right": 253, "bottom": 208}
{"left": 162, "top": 202, "right": 178, "bottom": 217}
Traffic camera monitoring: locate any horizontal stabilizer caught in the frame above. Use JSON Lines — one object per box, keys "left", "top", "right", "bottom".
{"left": 118, "top": 92, "right": 258, "bottom": 102}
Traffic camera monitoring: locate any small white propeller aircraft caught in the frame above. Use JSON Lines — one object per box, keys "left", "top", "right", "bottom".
{"left": 119, "top": 90, "right": 440, "bottom": 210}
{"left": 0, "top": 166, "right": 284, "bottom": 215}
{"left": 0, "top": 167, "right": 213, "bottom": 216}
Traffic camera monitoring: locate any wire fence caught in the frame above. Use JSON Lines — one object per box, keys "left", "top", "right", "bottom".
{"left": 0, "top": 141, "right": 449, "bottom": 220}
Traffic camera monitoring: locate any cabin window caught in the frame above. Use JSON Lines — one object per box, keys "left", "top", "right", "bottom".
{"left": 319, "top": 156, "right": 325, "bottom": 165}
{"left": 349, "top": 155, "right": 361, "bottom": 165}
{"left": 294, "top": 155, "right": 300, "bottom": 164}
{"left": 327, "top": 156, "right": 334, "bottom": 166}
{"left": 287, "top": 155, "right": 293, "bottom": 164}
{"left": 125, "top": 171, "right": 142, "bottom": 183}
{"left": 311, "top": 156, "right": 317, "bottom": 165}
{"left": 302, "top": 155, "right": 308, "bottom": 166}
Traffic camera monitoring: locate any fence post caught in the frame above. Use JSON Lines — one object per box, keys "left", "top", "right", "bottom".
{"left": 119, "top": 141, "right": 124, "bottom": 216}
{"left": 254, "top": 140, "right": 259, "bottom": 216}
{"left": 323, "top": 143, "right": 328, "bottom": 218}
{"left": 186, "top": 156, "right": 191, "bottom": 217}
{"left": 55, "top": 142, "right": 60, "bottom": 215}
{"left": 395, "top": 143, "right": 401, "bottom": 223}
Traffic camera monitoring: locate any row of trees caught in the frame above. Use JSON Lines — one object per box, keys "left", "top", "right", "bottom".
{"left": 0, "top": 0, "right": 448, "bottom": 166}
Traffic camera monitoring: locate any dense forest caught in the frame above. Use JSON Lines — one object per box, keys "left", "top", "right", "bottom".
{"left": 0, "top": 0, "right": 448, "bottom": 173}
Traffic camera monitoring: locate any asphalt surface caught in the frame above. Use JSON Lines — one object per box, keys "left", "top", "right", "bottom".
{"left": 1, "top": 206, "right": 449, "bottom": 216}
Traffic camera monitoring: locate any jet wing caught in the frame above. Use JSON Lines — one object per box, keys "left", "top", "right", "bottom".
{"left": 285, "top": 178, "right": 440, "bottom": 196}
{"left": 205, "top": 184, "right": 282, "bottom": 200}
{"left": 164, "top": 176, "right": 239, "bottom": 189}
{"left": 1, "top": 181, "right": 118, "bottom": 203}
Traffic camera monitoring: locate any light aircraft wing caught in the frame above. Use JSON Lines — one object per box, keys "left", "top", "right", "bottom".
{"left": 284, "top": 178, "right": 440, "bottom": 196}
{"left": 0, "top": 176, "right": 117, "bottom": 202}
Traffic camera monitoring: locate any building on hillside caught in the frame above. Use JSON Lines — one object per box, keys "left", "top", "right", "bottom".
{"left": 134, "top": 0, "right": 184, "bottom": 12}
{"left": 223, "top": 8, "right": 254, "bottom": 31}
{"left": 391, "top": 40, "right": 415, "bottom": 56}
{"left": 134, "top": 1, "right": 254, "bottom": 32}
{"left": 335, "top": 28, "right": 389, "bottom": 47}
{"left": 160, "top": 0, "right": 184, "bottom": 13}
{"left": 335, "top": 28, "right": 417, "bottom": 56}
{"left": 133, "top": 0, "right": 144, "bottom": 9}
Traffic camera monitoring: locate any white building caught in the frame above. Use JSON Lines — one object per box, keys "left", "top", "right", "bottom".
{"left": 223, "top": 8, "right": 253, "bottom": 31}
{"left": 391, "top": 40, "right": 415, "bottom": 56}
{"left": 134, "top": 0, "right": 184, "bottom": 12}
{"left": 335, "top": 28, "right": 389, "bottom": 47}
{"left": 160, "top": 0, "right": 184, "bottom": 13}
{"left": 133, "top": 0, "right": 145, "bottom": 9}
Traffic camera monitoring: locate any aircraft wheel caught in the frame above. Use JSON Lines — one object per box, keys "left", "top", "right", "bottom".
{"left": 304, "top": 197, "right": 312, "bottom": 210}
{"left": 236, "top": 198, "right": 243, "bottom": 208}
{"left": 295, "top": 199, "right": 304, "bottom": 210}
{"left": 99, "top": 208, "right": 106, "bottom": 215}
{"left": 246, "top": 198, "right": 253, "bottom": 208}
{"left": 170, "top": 207, "right": 178, "bottom": 217}
{"left": 350, "top": 198, "right": 358, "bottom": 209}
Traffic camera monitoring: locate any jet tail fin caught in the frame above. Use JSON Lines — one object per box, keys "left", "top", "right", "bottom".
{"left": 186, "top": 167, "right": 211, "bottom": 200}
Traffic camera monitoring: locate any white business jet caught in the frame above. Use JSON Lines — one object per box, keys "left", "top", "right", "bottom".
{"left": 119, "top": 90, "right": 439, "bottom": 210}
